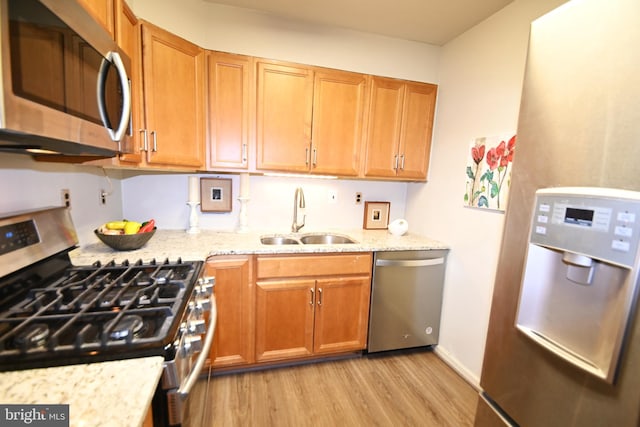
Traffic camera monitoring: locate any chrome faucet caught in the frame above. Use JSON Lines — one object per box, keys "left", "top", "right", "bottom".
{"left": 291, "top": 187, "right": 306, "bottom": 232}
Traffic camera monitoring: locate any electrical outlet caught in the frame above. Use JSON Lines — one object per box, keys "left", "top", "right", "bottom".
{"left": 100, "top": 189, "right": 107, "bottom": 205}
{"left": 328, "top": 190, "right": 338, "bottom": 204}
{"left": 61, "top": 189, "right": 71, "bottom": 208}
{"left": 355, "top": 192, "right": 362, "bottom": 204}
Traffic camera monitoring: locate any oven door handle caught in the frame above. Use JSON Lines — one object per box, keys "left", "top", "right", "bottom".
{"left": 176, "top": 293, "right": 217, "bottom": 398}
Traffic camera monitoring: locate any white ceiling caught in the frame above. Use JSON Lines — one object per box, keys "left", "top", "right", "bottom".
{"left": 202, "top": 0, "right": 514, "bottom": 46}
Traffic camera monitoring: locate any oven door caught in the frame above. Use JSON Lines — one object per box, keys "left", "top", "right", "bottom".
{"left": 159, "top": 280, "right": 216, "bottom": 427}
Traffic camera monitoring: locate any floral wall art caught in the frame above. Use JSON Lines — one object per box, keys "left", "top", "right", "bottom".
{"left": 464, "top": 134, "right": 516, "bottom": 211}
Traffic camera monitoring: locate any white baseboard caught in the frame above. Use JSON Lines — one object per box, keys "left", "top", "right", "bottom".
{"left": 434, "top": 346, "right": 482, "bottom": 391}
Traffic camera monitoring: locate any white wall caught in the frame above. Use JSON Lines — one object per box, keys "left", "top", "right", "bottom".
{"left": 129, "top": 0, "right": 440, "bottom": 83}
{"left": 122, "top": 174, "right": 407, "bottom": 232}
{"left": 0, "top": 154, "right": 124, "bottom": 244}
{"left": 406, "top": 0, "right": 568, "bottom": 385}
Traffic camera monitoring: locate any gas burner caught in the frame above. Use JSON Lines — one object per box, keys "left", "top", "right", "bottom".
{"left": 106, "top": 315, "right": 146, "bottom": 341}
{"left": 14, "top": 323, "right": 49, "bottom": 349}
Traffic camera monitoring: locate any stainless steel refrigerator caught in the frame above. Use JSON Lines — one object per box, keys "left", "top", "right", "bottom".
{"left": 475, "top": 0, "right": 640, "bottom": 425}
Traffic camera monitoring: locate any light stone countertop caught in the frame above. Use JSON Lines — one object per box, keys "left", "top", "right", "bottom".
{"left": 70, "top": 228, "right": 449, "bottom": 265}
{"left": 0, "top": 356, "right": 164, "bottom": 427}
{"left": 45, "top": 228, "right": 446, "bottom": 426}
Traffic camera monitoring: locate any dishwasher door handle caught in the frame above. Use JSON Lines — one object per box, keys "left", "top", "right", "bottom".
{"left": 375, "top": 257, "right": 445, "bottom": 268}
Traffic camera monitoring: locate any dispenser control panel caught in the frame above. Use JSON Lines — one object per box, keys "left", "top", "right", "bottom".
{"left": 531, "top": 187, "right": 640, "bottom": 267}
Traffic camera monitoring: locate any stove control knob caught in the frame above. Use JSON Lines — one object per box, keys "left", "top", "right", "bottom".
{"left": 184, "top": 335, "right": 203, "bottom": 355}
{"left": 196, "top": 297, "right": 211, "bottom": 312}
{"left": 188, "top": 319, "right": 206, "bottom": 335}
{"left": 197, "top": 277, "right": 215, "bottom": 296}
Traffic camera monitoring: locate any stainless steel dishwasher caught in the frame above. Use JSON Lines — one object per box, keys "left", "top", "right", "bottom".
{"left": 367, "top": 250, "right": 448, "bottom": 353}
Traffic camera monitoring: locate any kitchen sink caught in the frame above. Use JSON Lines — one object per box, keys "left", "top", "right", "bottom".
{"left": 299, "top": 233, "right": 357, "bottom": 245}
{"left": 260, "top": 232, "right": 357, "bottom": 245}
{"left": 260, "top": 236, "right": 300, "bottom": 245}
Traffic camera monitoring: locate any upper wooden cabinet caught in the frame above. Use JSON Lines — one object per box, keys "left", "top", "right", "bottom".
{"left": 256, "top": 60, "right": 367, "bottom": 177}
{"left": 140, "top": 21, "right": 205, "bottom": 168}
{"left": 256, "top": 61, "right": 313, "bottom": 173}
{"left": 311, "top": 69, "right": 367, "bottom": 176}
{"left": 78, "top": 0, "right": 115, "bottom": 39}
{"left": 206, "top": 52, "right": 252, "bottom": 170}
{"left": 364, "top": 77, "right": 437, "bottom": 181}
{"left": 114, "top": 0, "right": 144, "bottom": 164}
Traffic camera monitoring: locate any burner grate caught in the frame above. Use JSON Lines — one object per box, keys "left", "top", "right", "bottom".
{"left": 0, "top": 257, "right": 201, "bottom": 362}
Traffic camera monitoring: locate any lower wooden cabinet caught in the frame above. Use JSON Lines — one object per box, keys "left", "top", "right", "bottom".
{"left": 205, "top": 252, "right": 373, "bottom": 371}
{"left": 205, "top": 255, "right": 254, "bottom": 368}
{"left": 254, "top": 253, "right": 372, "bottom": 363}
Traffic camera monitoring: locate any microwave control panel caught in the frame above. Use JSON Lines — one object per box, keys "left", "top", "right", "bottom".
{"left": 530, "top": 187, "right": 640, "bottom": 267}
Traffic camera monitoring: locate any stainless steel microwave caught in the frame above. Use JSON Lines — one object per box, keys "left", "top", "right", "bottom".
{"left": 0, "top": 0, "right": 131, "bottom": 158}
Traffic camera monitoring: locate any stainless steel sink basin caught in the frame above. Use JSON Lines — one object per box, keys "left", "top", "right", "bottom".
{"left": 260, "top": 232, "right": 357, "bottom": 245}
{"left": 299, "top": 233, "right": 357, "bottom": 244}
{"left": 260, "top": 236, "right": 300, "bottom": 245}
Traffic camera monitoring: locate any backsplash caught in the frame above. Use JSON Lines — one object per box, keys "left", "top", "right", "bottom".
{"left": 0, "top": 153, "right": 409, "bottom": 245}
{"left": 121, "top": 173, "right": 409, "bottom": 233}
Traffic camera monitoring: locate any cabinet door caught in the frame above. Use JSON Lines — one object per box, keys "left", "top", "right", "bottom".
{"left": 78, "top": 0, "right": 115, "bottom": 39}
{"left": 314, "top": 276, "right": 371, "bottom": 354}
{"left": 207, "top": 52, "right": 251, "bottom": 170}
{"left": 311, "top": 70, "right": 367, "bottom": 176}
{"left": 397, "top": 82, "right": 437, "bottom": 180}
{"left": 256, "top": 61, "right": 313, "bottom": 173}
{"left": 255, "top": 279, "right": 315, "bottom": 362}
{"left": 115, "top": 0, "right": 143, "bottom": 164}
{"left": 205, "top": 256, "right": 254, "bottom": 368}
{"left": 141, "top": 22, "right": 205, "bottom": 168}
{"left": 363, "top": 77, "right": 404, "bottom": 178}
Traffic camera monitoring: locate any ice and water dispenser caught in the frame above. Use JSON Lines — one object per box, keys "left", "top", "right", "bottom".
{"left": 515, "top": 187, "right": 640, "bottom": 383}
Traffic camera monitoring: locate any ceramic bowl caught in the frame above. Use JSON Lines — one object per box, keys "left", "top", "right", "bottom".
{"left": 94, "top": 228, "right": 156, "bottom": 251}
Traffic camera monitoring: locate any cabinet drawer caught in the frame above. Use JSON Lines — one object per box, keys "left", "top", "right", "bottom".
{"left": 256, "top": 253, "right": 372, "bottom": 279}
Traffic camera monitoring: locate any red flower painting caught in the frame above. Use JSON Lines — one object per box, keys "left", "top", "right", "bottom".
{"left": 465, "top": 134, "right": 516, "bottom": 210}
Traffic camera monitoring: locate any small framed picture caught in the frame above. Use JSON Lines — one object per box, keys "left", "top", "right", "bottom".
{"left": 200, "top": 178, "right": 232, "bottom": 212}
{"left": 363, "top": 201, "right": 390, "bottom": 230}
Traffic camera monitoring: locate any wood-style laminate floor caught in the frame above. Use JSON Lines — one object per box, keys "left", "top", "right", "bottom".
{"left": 184, "top": 349, "right": 478, "bottom": 427}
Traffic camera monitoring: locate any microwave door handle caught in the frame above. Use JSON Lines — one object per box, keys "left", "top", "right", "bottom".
{"left": 96, "top": 52, "right": 132, "bottom": 143}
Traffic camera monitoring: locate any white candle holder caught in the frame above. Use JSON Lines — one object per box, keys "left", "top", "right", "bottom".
{"left": 186, "top": 202, "right": 200, "bottom": 234}
{"left": 237, "top": 196, "right": 250, "bottom": 233}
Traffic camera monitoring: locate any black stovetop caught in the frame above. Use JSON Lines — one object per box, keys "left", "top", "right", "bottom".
{"left": 0, "top": 252, "right": 202, "bottom": 371}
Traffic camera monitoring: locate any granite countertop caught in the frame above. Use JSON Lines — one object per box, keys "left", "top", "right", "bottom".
{"left": 42, "top": 228, "right": 445, "bottom": 426}
{"left": 0, "top": 356, "right": 164, "bottom": 427}
{"left": 71, "top": 228, "right": 448, "bottom": 265}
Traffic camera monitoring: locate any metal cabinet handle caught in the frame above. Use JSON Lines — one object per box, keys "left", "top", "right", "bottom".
{"left": 305, "top": 148, "right": 310, "bottom": 165}
{"left": 139, "top": 129, "right": 148, "bottom": 152}
{"left": 242, "top": 143, "right": 247, "bottom": 163}
{"left": 309, "top": 288, "right": 315, "bottom": 306}
{"left": 317, "top": 288, "right": 323, "bottom": 306}
{"left": 400, "top": 154, "right": 406, "bottom": 170}
{"left": 394, "top": 155, "right": 399, "bottom": 170}
{"left": 312, "top": 147, "right": 318, "bottom": 166}
{"left": 151, "top": 130, "right": 158, "bottom": 152}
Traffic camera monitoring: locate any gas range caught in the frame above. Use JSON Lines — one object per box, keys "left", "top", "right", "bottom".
{"left": 0, "top": 257, "right": 204, "bottom": 370}
{"left": 0, "top": 207, "right": 216, "bottom": 426}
